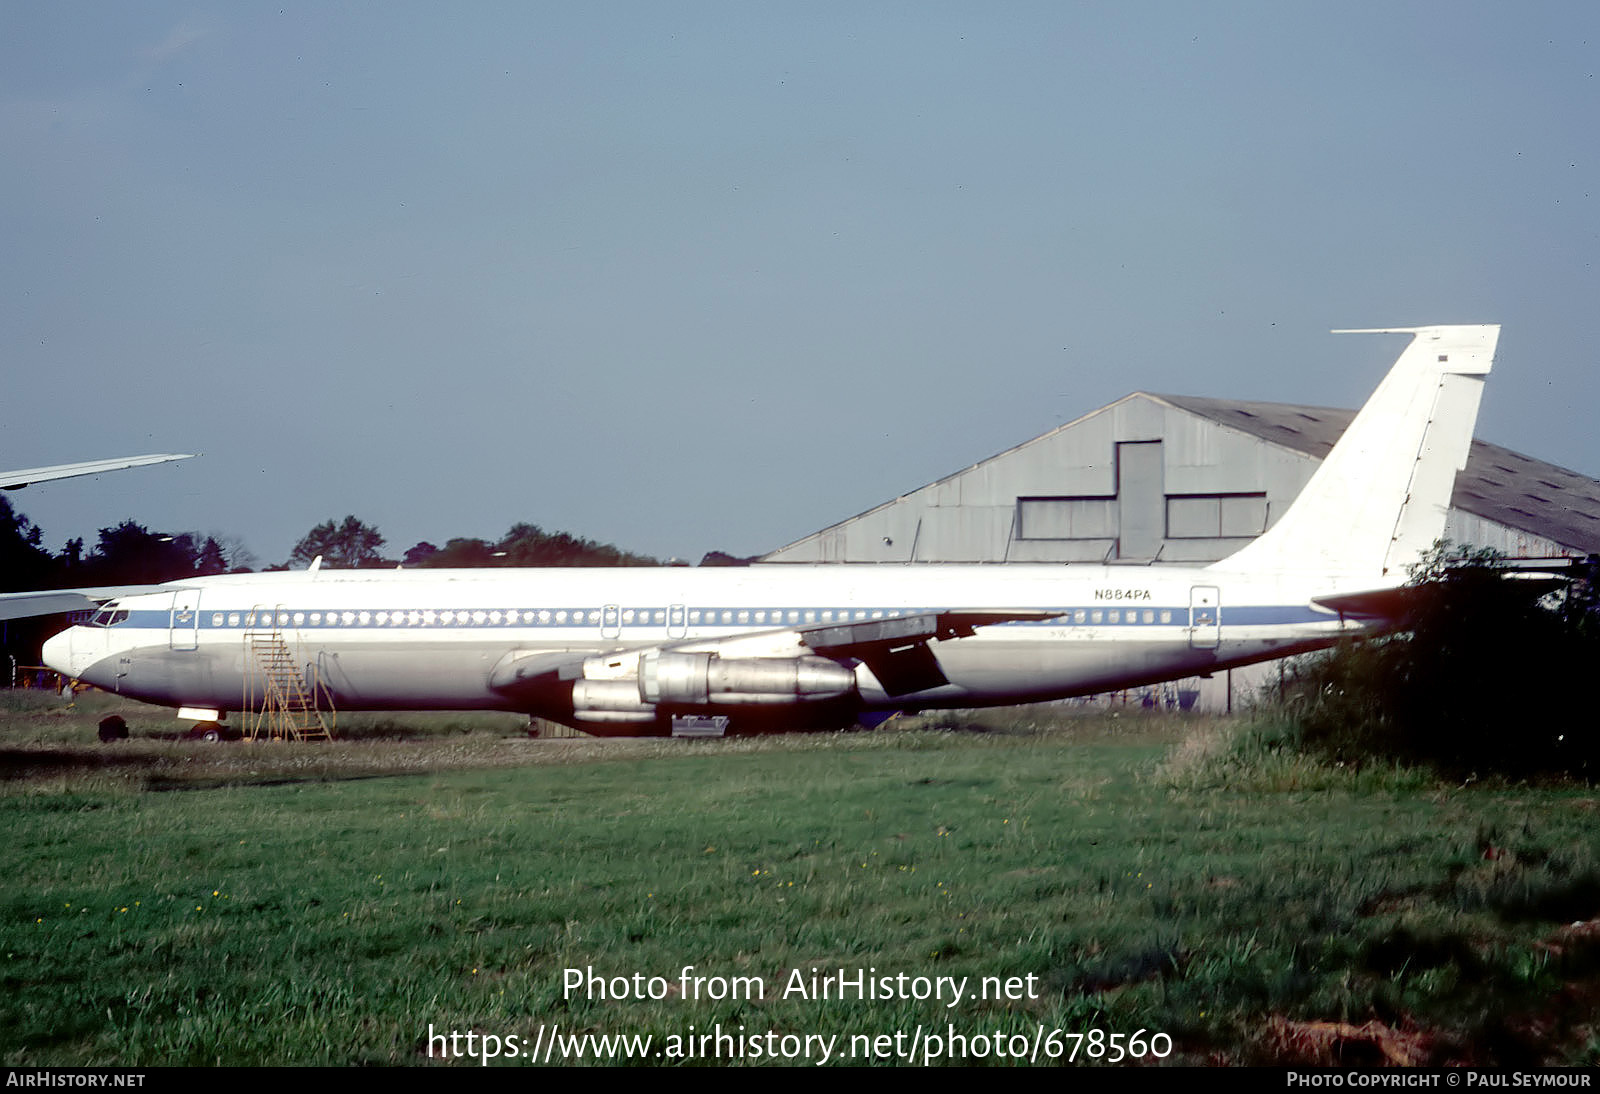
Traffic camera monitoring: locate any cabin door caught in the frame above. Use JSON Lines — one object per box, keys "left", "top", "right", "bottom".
{"left": 169, "top": 590, "right": 201, "bottom": 651}
{"left": 1188, "top": 585, "right": 1220, "bottom": 650}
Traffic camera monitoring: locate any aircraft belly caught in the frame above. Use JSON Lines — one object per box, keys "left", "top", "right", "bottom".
{"left": 920, "top": 634, "right": 1217, "bottom": 704}
{"left": 882, "top": 630, "right": 1323, "bottom": 709}
{"left": 308, "top": 641, "right": 506, "bottom": 710}
{"left": 83, "top": 640, "right": 511, "bottom": 713}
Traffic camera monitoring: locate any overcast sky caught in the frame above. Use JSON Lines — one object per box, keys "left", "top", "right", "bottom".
{"left": 4, "top": 3, "right": 1597, "bottom": 567}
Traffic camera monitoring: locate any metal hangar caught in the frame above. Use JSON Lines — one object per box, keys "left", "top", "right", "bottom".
{"left": 761, "top": 392, "right": 1600, "bottom": 709}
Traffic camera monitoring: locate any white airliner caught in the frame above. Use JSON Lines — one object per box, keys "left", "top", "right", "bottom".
{"left": 42, "top": 326, "right": 1498, "bottom": 736}
{"left": 1, "top": 453, "right": 194, "bottom": 491}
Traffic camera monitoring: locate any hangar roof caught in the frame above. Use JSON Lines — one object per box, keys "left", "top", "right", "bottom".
{"left": 1155, "top": 394, "right": 1600, "bottom": 555}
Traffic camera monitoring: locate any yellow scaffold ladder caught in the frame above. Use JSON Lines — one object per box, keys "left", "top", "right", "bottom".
{"left": 243, "top": 628, "right": 335, "bottom": 741}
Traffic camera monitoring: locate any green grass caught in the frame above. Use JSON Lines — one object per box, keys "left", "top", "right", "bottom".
{"left": 3, "top": 697, "right": 1598, "bottom": 1065}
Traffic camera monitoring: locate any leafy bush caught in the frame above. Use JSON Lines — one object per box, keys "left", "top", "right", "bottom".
{"left": 1275, "top": 548, "right": 1600, "bottom": 779}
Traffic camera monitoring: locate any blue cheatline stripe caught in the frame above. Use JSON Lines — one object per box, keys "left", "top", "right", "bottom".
{"left": 102, "top": 602, "right": 1337, "bottom": 633}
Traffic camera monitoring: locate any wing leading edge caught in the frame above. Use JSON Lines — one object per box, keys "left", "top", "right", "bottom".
{"left": 0, "top": 454, "right": 194, "bottom": 490}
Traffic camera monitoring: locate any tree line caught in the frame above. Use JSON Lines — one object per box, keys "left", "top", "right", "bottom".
{"left": 1, "top": 497, "right": 756, "bottom": 596}
{"left": 286, "top": 516, "right": 665, "bottom": 571}
{"left": 3, "top": 497, "right": 760, "bottom": 669}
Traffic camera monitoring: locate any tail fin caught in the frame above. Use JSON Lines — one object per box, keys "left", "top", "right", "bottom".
{"left": 1214, "top": 324, "right": 1499, "bottom": 580}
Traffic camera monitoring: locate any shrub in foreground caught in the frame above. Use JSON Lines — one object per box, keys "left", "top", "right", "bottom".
{"left": 1275, "top": 552, "right": 1600, "bottom": 780}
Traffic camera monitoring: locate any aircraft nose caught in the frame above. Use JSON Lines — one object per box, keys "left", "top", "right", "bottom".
{"left": 42, "top": 628, "right": 81, "bottom": 679}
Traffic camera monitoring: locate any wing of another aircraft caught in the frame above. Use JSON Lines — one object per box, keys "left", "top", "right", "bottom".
{"left": 0, "top": 586, "right": 176, "bottom": 622}
{"left": 0, "top": 454, "right": 194, "bottom": 490}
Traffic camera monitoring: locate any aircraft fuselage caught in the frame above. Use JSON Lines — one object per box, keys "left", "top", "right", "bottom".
{"left": 43, "top": 562, "right": 1366, "bottom": 733}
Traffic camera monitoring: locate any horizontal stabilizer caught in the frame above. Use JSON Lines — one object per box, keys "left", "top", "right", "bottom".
{"left": 1311, "top": 586, "right": 1424, "bottom": 620}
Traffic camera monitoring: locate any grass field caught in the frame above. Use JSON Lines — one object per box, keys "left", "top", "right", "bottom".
{"left": 3, "top": 691, "right": 1598, "bottom": 1066}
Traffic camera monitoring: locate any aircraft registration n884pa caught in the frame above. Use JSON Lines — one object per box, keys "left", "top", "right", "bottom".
{"left": 43, "top": 326, "right": 1499, "bottom": 736}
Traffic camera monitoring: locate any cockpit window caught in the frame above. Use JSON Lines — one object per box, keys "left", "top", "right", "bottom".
{"left": 89, "top": 604, "right": 130, "bottom": 627}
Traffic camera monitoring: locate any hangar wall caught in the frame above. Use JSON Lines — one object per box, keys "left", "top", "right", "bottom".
{"left": 765, "top": 394, "right": 1597, "bottom": 567}
{"left": 767, "top": 396, "right": 1316, "bottom": 565}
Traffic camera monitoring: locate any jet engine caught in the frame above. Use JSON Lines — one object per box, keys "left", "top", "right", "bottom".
{"left": 637, "top": 650, "right": 856, "bottom": 706}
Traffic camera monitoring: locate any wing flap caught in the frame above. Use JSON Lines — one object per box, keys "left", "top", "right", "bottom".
{"left": 799, "top": 609, "right": 1060, "bottom": 698}
{"left": 798, "top": 609, "right": 1060, "bottom": 654}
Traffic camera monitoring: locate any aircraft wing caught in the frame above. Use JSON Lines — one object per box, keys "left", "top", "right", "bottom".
{"left": 797, "top": 609, "right": 1062, "bottom": 696}
{"left": 490, "top": 609, "right": 1064, "bottom": 705}
{"left": 0, "top": 585, "right": 174, "bottom": 622}
{"left": 797, "top": 609, "right": 1061, "bottom": 651}
{"left": 0, "top": 454, "right": 194, "bottom": 490}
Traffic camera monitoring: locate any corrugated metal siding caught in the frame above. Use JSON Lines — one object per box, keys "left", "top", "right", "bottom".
{"left": 764, "top": 392, "right": 1599, "bottom": 564}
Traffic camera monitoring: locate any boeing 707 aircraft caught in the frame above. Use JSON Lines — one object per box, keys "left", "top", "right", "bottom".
{"left": 42, "top": 326, "right": 1499, "bottom": 736}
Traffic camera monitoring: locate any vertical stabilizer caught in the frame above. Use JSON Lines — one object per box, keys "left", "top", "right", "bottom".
{"left": 1213, "top": 325, "right": 1498, "bottom": 580}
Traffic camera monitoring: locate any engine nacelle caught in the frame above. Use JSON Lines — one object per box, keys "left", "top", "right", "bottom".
{"left": 571, "top": 679, "right": 655, "bottom": 719}
{"left": 639, "top": 650, "right": 856, "bottom": 706}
